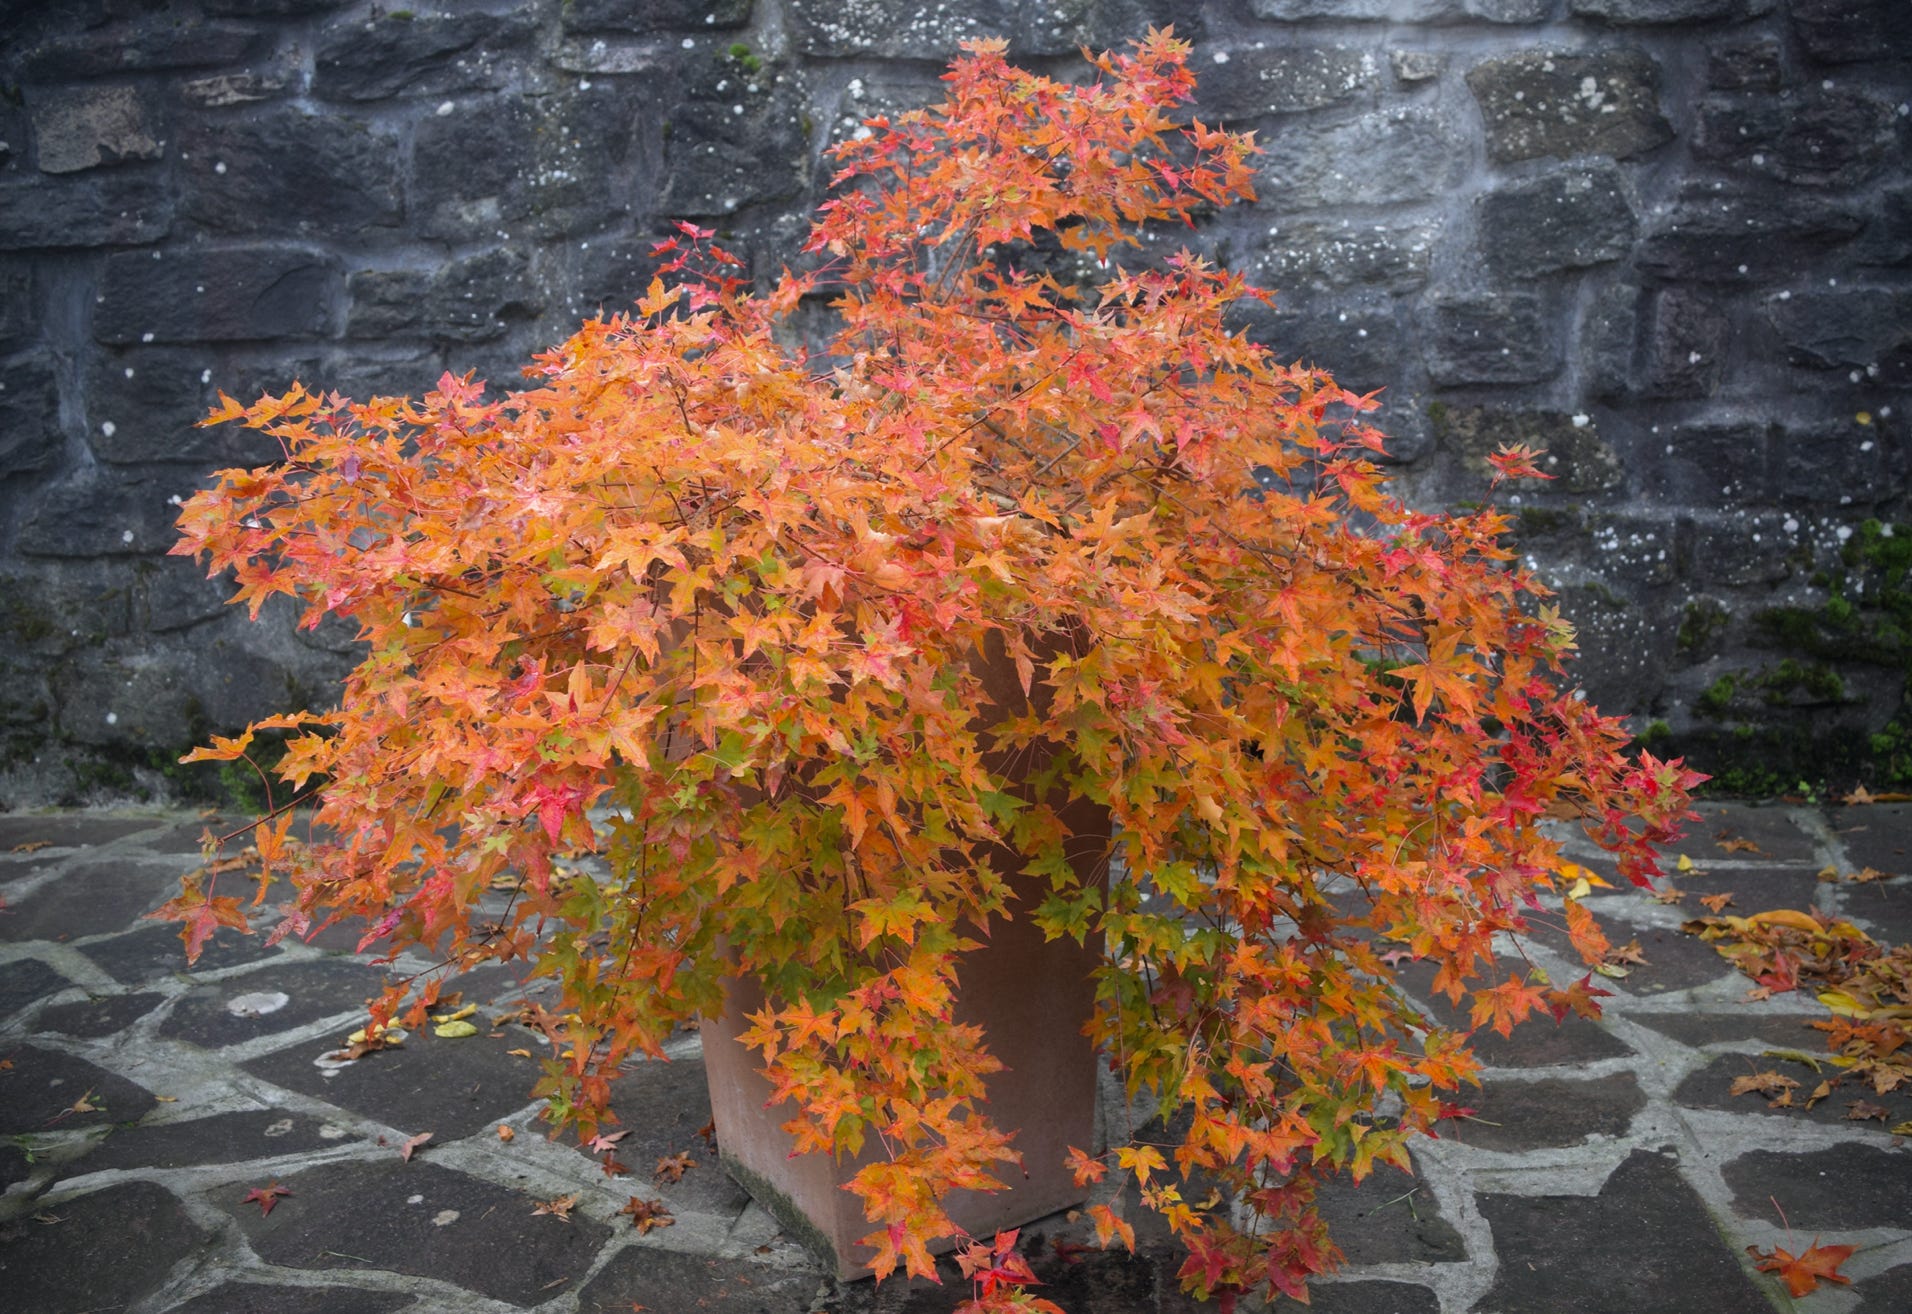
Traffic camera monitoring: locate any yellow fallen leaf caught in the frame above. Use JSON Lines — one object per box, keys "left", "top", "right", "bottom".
{"left": 431, "top": 1003, "right": 479, "bottom": 1023}
{"left": 1676, "top": 853, "right": 1696, "bottom": 873}
{"left": 1818, "top": 990, "right": 1866, "bottom": 1017}
{"left": 433, "top": 1020, "right": 480, "bottom": 1039}
{"left": 347, "top": 1027, "right": 404, "bottom": 1046}
{"left": 507, "top": 1048, "right": 533, "bottom": 1058}
{"left": 1567, "top": 876, "right": 1592, "bottom": 900}
{"left": 497, "top": 1125, "right": 516, "bottom": 1142}
{"left": 1593, "top": 963, "right": 1630, "bottom": 979}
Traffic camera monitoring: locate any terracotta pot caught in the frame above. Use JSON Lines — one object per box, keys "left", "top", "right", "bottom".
{"left": 699, "top": 632, "right": 1110, "bottom": 1279}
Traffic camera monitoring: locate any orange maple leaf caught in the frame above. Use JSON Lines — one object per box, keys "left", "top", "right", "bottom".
{"left": 1747, "top": 1239, "right": 1855, "bottom": 1297}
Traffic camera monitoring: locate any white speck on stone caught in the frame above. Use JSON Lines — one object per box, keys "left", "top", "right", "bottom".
{"left": 1737, "top": 264, "right": 1748, "bottom": 274}
{"left": 263, "top": 1118, "right": 295, "bottom": 1137}
{"left": 1837, "top": 526, "right": 1854, "bottom": 542}
{"left": 142, "top": 332, "right": 155, "bottom": 343}
{"left": 432, "top": 1210, "right": 459, "bottom": 1227}
{"left": 123, "top": 367, "right": 134, "bottom": 379}
{"left": 1777, "top": 290, "right": 1791, "bottom": 300}
{"left": 214, "top": 160, "right": 227, "bottom": 174}
{"left": 315, "top": 1123, "right": 345, "bottom": 1137}
{"left": 1688, "top": 351, "right": 1703, "bottom": 365}
{"left": 227, "top": 991, "right": 290, "bottom": 1017}
{"left": 1823, "top": 79, "right": 1834, "bottom": 91}
{"left": 1783, "top": 517, "right": 1799, "bottom": 533}
{"left": 436, "top": 101, "right": 455, "bottom": 116}
{"left": 105, "top": 712, "right": 118, "bottom": 725}
{"left": 1213, "top": 51, "right": 1229, "bottom": 65}
{"left": 200, "top": 369, "right": 212, "bottom": 383}
{"left": 682, "top": 37, "right": 694, "bottom": 49}
{"left": 120, "top": 529, "right": 133, "bottom": 543}
{"left": 408, "top": 1194, "right": 425, "bottom": 1205}
{"left": 101, "top": 421, "right": 116, "bottom": 437}
{"left": 1860, "top": 440, "right": 1875, "bottom": 452}
{"left": 579, "top": 80, "right": 592, "bottom": 90}
{"left": 1571, "top": 413, "right": 1590, "bottom": 428}
{"left": 732, "top": 105, "right": 744, "bottom": 116}
{"left": 168, "top": 494, "right": 182, "bottom": 506}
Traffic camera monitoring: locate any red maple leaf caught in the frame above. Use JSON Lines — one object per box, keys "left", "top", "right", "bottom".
{"left": 1748, "top": 1239, "right": 1855, "bottom": 1297}
{"left": 243, "top": 1182, "right": 292, "bottom": 1217}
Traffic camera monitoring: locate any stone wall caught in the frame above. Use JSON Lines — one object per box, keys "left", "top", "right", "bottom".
{"left": 0, "top": 0, "right": 1906, "bottom": 802}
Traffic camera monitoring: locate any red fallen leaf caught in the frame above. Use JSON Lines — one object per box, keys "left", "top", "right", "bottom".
{"left": 243, "top": 1182, "right": 292, "bottom": 1216}
{"left": 620, "top": 1195, "right": 674, "bottom": 1233}
{"left": 695, "top": 1117, "right": 716, "bottom": 1148}
{"left": 600, "top": 1155, "right": 631, "bottom": 1179}
{"left": 586, "top": 1128, "right": 630, "bottom": 1154}
{"left": 654, "top": 1151, "right": 695, "bottom": 1183}
{"left": 1747, "top": 1239, "right": 1856, "bottom": 1297}
{"left": 399, "top": 1131, "right": 433, "bottom": 1162}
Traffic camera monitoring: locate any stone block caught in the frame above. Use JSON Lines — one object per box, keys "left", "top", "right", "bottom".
{"left": 1255, "top": 219, "right": 1433, "bottom": 293}
{"left": 1725, "top": 1143, "right": 1911, "bottom": 1230}
{"left": 203, "top": 0, "right": 351, "bottom": 12}
{"left": 1634, "top": 186, "right": 1866, "bottom": 283}
{"left": 1445, "top": 1072, "right": 1646, "bottom": 1151}
{"left": 0, "top": 353, "right": 62, "bottom": 479}
{"left": 1764, "top": 288, "right": 1912, "bottom": 370}
{"left": 578, "top": 1249, "right": 815, "bottom": 1314}
{"left": 1683, "top": 512, "right": 1803, "bottom": 586}
{"left": 1258, "top": 107, "right": 1464, "bottom": 211}
{"left": 1638, "top": 289, "right": 1725, "bottom": 398}
{"left": 16, "top": 470, "right": 202, "bottom": 558}
{"left": 95, "top": 247, "right": 338, "bottom": 344}
{"left": 0, "top": 168, "right": 172, "bottom": 249}
{"left": 1569, "top": 0, "right": 1771, "bottom": 22}
{"left": 1250, "top": 0, "right": 1541, "bottom": 18}
{"left": 0, "top": 1044, "right": 158, "bottom": 1130}
{"left": 16, "top": 19, "right": 261, "bottom": 78}
{"left": 1697, "top": 91, "right": 1901, "bottom": 188}
{"left": 1421, "top": 292, "right": 1561, "bottom": 386}
{"left": 0, "top": 1180, "right": 206, "bottom": 1313}
{"left": 1197, "top": 46, "right": 1381, "bottom": 121}
{"left": 1389, "top": 50, "right": 1445, "bottom": 84}
{"left": 314, "top": 5, "right": 541, "bottom": 102}
{"left": 1582, "top": 282, "right": 1641, "bottom": 401}
{"left": 659, "top": 76, "right": 811, "bottom": 218}
{"left": 345, "top": 270, "right": 429, "bottom": 339}
{"left": 1231, "top": 290, "right": 1406, "bottom": 388}
{"left": 1773, "top": 421, "right": 1893, "bottom": 507}
{"left": 790, "top": 0, "right": 1196, "bottom": 58}
{"left": 1639, "top": 420, "right": 1771, "bottom": 505}
{"left": 1311, "top": 1154, "right": 1465, "bottom": 1265}
{"left": 1789, "top": 0, "right": 1912, "bottom": 65}
{"left": 1434, "top": 407, "right": 1626, "bottom": 495}
{"left": 179, "top": 109, "right": 402, "bottom": 237}
{"left": 0, "top": 264, "right": 30, "bottom": 348}
{"left": 87, "top": 347, "right": 334, "bottom": 466}
{"left": 169, "top": 1286, "right": 411, "bottom": 1314}
{"left": 574, "top": 236, "right": 668, "bottom": 317}
{"left": 1467, "top": 50, "right": 1674, "bottom": 163}
{"left": 35, "top": 991, "right": 165, "bottom": 1038}
{"left": 1705, "top": 39, "right": 1783, "bottom": 91}
{"left": 564, "top": 0, "right": 754, "bottom": 32}
{"left": 1858, "top": 186, "right": 1912, "bottom": 268}
{"left": 413, "top": 87, "right": 636, "bottom": 242}
{"left": 27, "top": 84, "right": 163, "bottom": 174}
{"left": 422, "top": 247, "right": 544, "bottom": 343}
{"left": 1478, "top": 162, "right": 1636, "bottom": 277}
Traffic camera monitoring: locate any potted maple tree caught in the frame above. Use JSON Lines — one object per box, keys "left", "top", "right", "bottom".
{"left": 165, "top": 33, "right": 1696, "bottom": 1312}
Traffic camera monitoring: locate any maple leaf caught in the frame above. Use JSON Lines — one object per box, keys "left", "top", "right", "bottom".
{"left": 1602, "top": 939, "right": 1648, "bottom": 967}
{"left": 243, "top": 1182, "right": 292, "bottom": 1217}
{"left": 654, "top": 1151, "right": 695, "bottom": 1183}
{"left": 1696, "top": 892, "right": 1735, "bottom": 913}
{"left": 1846, "top": 866, "right": 1892, "bottom": 884}
{"left": 695, "top": 1117, "right": 716, "bottom": 1148}
{"left": 620, "top": 1196, "right": 674, "bottom": 1233}
{"left": 10, "top": 839, "right": 50, "bottom": 853}
{"left": 600, "top": 1156, "right": 631, "bottom": 1179}
{"left": 1717, "top": 835, "right": 1763, "bottom": 855}
{"left": 1845, "top": 1099, "right": 1890, "bottom": 1122}
{"left": 1842, "top": 784, "right": 1876, "bottom": 805}
{"left": 532, "top": 1193, "right": 580, "bottom": 1221}
{"left": 1747, "top": 1240, "right": 1855, "bottom": 1297}
{"left": 496, "top": 1125, "right": 516, "bottom": 1143}
{"left": 399, "top": 1131, "right": 433, "bottom": 1162}
{"left": 585, "top": 1129, "right": 630, "bottom": 1154}
{"left": 1730, "top": 1071, "right": 1799, "bottom": 1102}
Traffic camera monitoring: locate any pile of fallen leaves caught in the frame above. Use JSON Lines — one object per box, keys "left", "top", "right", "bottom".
{"left": 1681, "top": 905, "right": 1911, "bottom": 1126}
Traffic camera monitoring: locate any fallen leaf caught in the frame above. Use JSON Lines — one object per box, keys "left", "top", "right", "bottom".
{"left": 1760, "top": 1048, "right": 1824, "bottom": 1073}
{"left": 1730, "top": 1071, "right": 1799, "bottom": 1100}
{"left": 1603, "top": 939, "right": 1648, "bottom": 967}
{"left": 1891, "top": 1120, "right": 1912, "bottom": 1136}
{"left": 1843, "top": 785, "right": 1876, "bottom": 806}
{"left": 1817, "top": 865, "right": 1841, "bottom": 883}
{"left": 507, "top": 1048, "right": 533, "bottom": 1058}
{"left": 696, "top": 1117, "right": 717, "bottom": 1148}
{"left": 497, "top": 1125, "right": 516, "bottom": 1143}
{"left": 431, "top": 1003, "right": 478, "bottom": 1023}
{"left": 432, "top": 1020, "right": 480, "bottom": 1039}
{"left": 620, "top": 1196, "right": 674, "bottom": 1234}
{"left": 1748, "top": 1240, "right": 1855, "bottom": 1297}
{"left": 1718, "top": 836, "right": 1763, "bottom": 855}
{"left": 1846, "top": 866, "right": 1892, "bottom": 884}
{"left": 1845, "top": 1099, "right": 1890, "bottom": 1122}
{"left": 655, "top": 1151, "right": 695, "bottom": 1183}
{"left": 400, "top": 1131, "right": 433, "bottom": 1162}
{"left": 243, "top": 1182, "right": 292, "bottom": 1216}
{"left": 1676, "top": 853, "right": 1697, "bottom": 873}
{"left": 601, "top": 1156, "right": 631, "bottom": 1179}
{"left": 1806, "top": 1079, "right": 1837, "bottom": 1109}
{"left": 533, "top": 1193, "right": 580, "bottom": 1221}
{"left": 1699, "top": 892, "right": 1735, "bottom": 913}
{"left": 9, "top": 840, "right": 51, "bottom": 853}
{"left": 1650, "top": 884, "right": 1686, "bottom": 905}
{"left": 586, "top": 1129, "right": 631, "bottom": 1154}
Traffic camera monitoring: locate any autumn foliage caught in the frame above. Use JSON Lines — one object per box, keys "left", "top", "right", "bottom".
{"left": 167, "top": 34, "right": 1697, "bottom": 1310}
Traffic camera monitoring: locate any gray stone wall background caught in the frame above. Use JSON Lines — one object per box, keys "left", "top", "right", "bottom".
{"left": 0, "top": 0, "right": 1906, "bottom": 802}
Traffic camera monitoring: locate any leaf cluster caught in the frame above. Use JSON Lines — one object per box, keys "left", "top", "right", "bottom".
{"left": 166, "top": 32, "right": 1696, "bottom": 1308}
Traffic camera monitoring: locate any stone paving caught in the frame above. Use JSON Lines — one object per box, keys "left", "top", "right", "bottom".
{"left": 2, "top": 803, "right": 1909, "bottom": 1314}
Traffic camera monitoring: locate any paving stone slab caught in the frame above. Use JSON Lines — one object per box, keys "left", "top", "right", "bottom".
{"left": 1674, "top": 1052, "right": 1912, "bottom": 1128}
{"left": 0, "top": 857, "right": 191, "bottom": 941}
{"left": 1593, "top": 916, "right": 1743, "bottom": 994}
{"left": 0, "top": 1179, "right": 208, "bottom": 1314}
{"left": 573, "top": 1055, "right": 750, "bottom": 1217}
{"left": 1663, "top": 864, "right": 1832, "bottom": 917}
{"left": 1687, "top": 805, "right": 1823, "bottom": 863}
{"left": 77, "top": 1107, "right": 353, "bottom": 1175}
{"left": 1271, "top": 1282, "right": 1440, "bottom": 1313}
{"left": 1828, "top": 806, "right": 1912, "bottom": 875}
{"left": 578, "top": 1246, "right": 819, "bottom": 1313}
{"left": 219, "top": 1157, "right": 611, "bottom": 1307}
{"left": 1631, "top": 1009, "right": 1824, "bottom": 1048}
{"left": 0, "top": 815, "right": 163, "bottom": 849}
{"left": 243, "top": 1027, "right": 550, "bottom": 1141}
{"left": 0, "top": 1043, "right": 157, "bottom": 1132}
{"left": 160, "top": 957, "right": 387, "bottom": 1046}
{"left": 0, "top": 1142, "right": 30, "bottom": 1190}
{"left": 141, "top": 819, "right": 236, "bottom": 856}
{"left": 1443, "top": 1072, "right": 1645, "bottom": 1152}
{"left": 1852, "top": 1263, "right": 1912, "bottom": 1314}
{"left": 86, "top": 919, "right": 288, "bottom": 982}
{"left": 0, "top": 956, "right": 72, "bottom": 1017}
{"left": 1472, "top": 1150, "right": 1767, "bottom": 1314}
{"left": 1313, "top": 1156, "right": 1465, "bottom": 1265}
{"left": 162, "top": 1280, "right": 415, "bottom": 1314}
{"left": 1723, "top": 1142, "right": 1912, "bottom": 1230}
{"left": 1840, "top": 877, "right": 1912, "bottom": 943}
{"left": 33, "top": 988, "right": 166, "bottom": 1037}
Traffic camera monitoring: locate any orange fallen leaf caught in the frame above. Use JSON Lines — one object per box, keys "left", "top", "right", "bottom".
{"left": 1717, "top": 836, "right": 1763, "bottom": 854}
{"left": 654, "top": 1151, "right": 695, "bottom": 1183}
{"left": 1842, "top": 785, "right": 1876, "bottom": 806}
{"left": 399, "top": 1131, "right": 433, "bottom": 1162}
{"left": 9, "top": 840, "right": 51, "bottom": 853}
{"left": 496, "top": 1125, "right": 516, "bottom": 1142}
{"left": 1730, "top": 1071, "right": 1799, "bottom": 1100}
{"left": 532, "top": 1193, "right": 579, "bottom": 1221}
{"left": 620, "top": 1196, "right": 673, "bottom": 1233}
{"left": 1846, "top": 866, "right": 1892, "bottom": 884}
{"left": 1748, "top": 1239, "right": 1855, "bottom": 1297}
{"left": 1698, "top": 892, "right": 1735, "bottom": 913}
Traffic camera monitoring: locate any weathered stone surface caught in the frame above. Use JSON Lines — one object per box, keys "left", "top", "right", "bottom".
{"left": 80, "top": 1108, "right": 350, "bottom": 1175}
{"left": 350, "top": 248, "right": 544, "bottom": 344}
{"left": 85, "top": 920, "right": 284, "bottom": 984}
{"left": 28, "top": 84, "right": 163, "bottom": 174}
{"left": 1706, "top": 39, "right": 1782, "bottom": 90}
{"left": 17, "top": 19, "right": 261, "bottom": 78}
{"left": 1475, "top": 1151, "right": 1768, "bottom": 1314}
{"left": 789, "top": 0, "right": 1192, "bottom": 59}
{"left": 160, "top": 958, "right": 387, "bottom": 1047}
{"left": 1774, "top": 421, "right": 1894, "bottom": 506}
{"left": 1680, "top": 1052, "right": 1912, "bottom": 1128}
{"left": 0, "top": 1181, "right": 207, "bottom": 1314}
{"left": 579, "top": 1247, "right": 816, "bottom": 1314}
{"left": 222, "top": 1158, "right": 612, "bottom": 1306}
{"left": 1259, "top": 107, "right": 1463, "bottom": 210}
{"left": 0, "top": 167, "right": 172, "bottom": 248}
{"left": 181, "top": 71, "right": 294, "bottom": 109}
{"left": 1570, "top": 0, "right": 1770, "bottom": 21}
{"left": 179, "top": 110, "right": 402, "bottom": 237}
{"left": 1635, "top": 187, "right": 1866, "bottom": 283}
{"left": 1696, "top": 91, "right": 1902, "bottom": 188}
{"left": 1593, "top": 915, "right": 1742, "bottom": 992}
{"left": 1724, "top": 1143, "right": 1911, "bottom": 1229}
{"left": 659, "top": 75, "right": 811, "bottom": 218}
{"left": 86, "top": 348, "right": 283, "bottom": 467}
{"left": 1198, "top": 46, "right": 1381, "bottom": 121}
{"left": 1250, "top": 0, "right": 1540, "bottom": 18}
{"left": 167, "top": 1284, "right": 413, "bottom": 1314}
{"left": 0, "top": 1044, "right": 157, "bottom": 1131}
{"left": 1231, "top": 290, "right": 1408, "bottom": 387}
{"left": 1789, "top": 0, "right": 1912, "bottom": 65}
{"left": 0, "top": 263, "right": 30, "bottom": 348}
{"left": 1765, "top": 289, "right": 1912, "bottom": 370}
{"left": 1422, "top": 293, "right": 1561, "bottom": 386}
{"left": 0, "top": 352, "right": 61, "bottom": 479}
{"left": 1313, "top": 1156, "right": 1465, "bottom": 1265}
{"left": 17, "top": 469, "right": 201, "bottom": 558}
{"left": 1632, "top": 1009, "right": 1823, "bottom": 1047}
{"left": 412, "top": 87, "right": 637, "bottom": 241}
{"left": 34, "top": 990, "right": 165, "bottom": 1037}
{"left": 1639, "top": 421, "right": 1768, "bottom": 504}
{"left": 1433, "top": 408, "right": 1624, "bottom": 495}
{"left": 1447, "top": 1074, "right": 1646, "bottom": 1152}
{"left": 564, "top": 0, "right": 755, "bottom": 32}
{"left": 1478, "top": 163, "right": 1635, "bottom": 277}
{"left": 0, "top": 856, "right": 184, "bottom": 941}
{"left": 1684, "top": 513, "right": 1809, "bottom": 587}
{"left": 242, "top": 1026, "right": 548, "bottom": 1139}
{"left": 0, "top": 959, "right": 71, "bottom": 1019}
{"left": 1853, "top": 1265, "right": 1912, "bottom": 1314}
{"left": 95, "top": 247, "right": 338, "bottom": 345}
{"left": 1467, "top": 50, "right": 1674, "bottom": 163}
{"left": 1638, "top": 289, "right": 1725, "bottom": 399}
{"left": 0, "top": 816, "right": 161, "bottom": 848}
{"left": 315, "top": 5, "right": 541, "bottom": 101}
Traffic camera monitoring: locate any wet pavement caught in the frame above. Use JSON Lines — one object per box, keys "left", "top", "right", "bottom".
{"left": 1, "top": 802, "right": 1909, "bottom": 1313}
